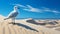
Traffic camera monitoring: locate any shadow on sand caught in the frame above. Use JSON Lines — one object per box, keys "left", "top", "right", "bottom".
{"left": 26, "top": 20, "right": 46, "bottom": 25}
{"left": 14, "top": 23, "right": 39, "bottom": 32}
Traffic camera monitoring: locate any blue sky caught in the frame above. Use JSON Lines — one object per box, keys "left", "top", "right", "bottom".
{"left": 0, "top": 0, "right": 60, "bottom": 18}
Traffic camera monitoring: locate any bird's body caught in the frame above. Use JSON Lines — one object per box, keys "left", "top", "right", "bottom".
{"left": 4, "top": 6, "right": 19, "bottom": 24}
{"left": 7, "top": 10, "right": 18, "bottom": 19}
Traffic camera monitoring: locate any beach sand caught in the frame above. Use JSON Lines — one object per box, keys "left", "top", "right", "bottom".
{"left": 0, "top": 15, "right": 60, "bottom": 34}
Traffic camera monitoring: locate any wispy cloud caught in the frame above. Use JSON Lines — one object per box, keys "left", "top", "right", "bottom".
{"left": 42, "top": 7, "right": 60, "bottom": 14}
{"left": 12, "top": 4, "right": 60, "bottom": 14}
{"left": 23, "top": 5, "right": 60, "bottom": 14}
{"left": 11, "top": 4, "right": 27, "bottom": 8}
{"left": 23, "top": 5, "right": 41, "bottom": 12}
{"left": 52, "top": 10, "right": 60, "bottom": 13}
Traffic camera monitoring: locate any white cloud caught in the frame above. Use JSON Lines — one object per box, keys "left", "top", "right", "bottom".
{"left": 12, "top": 4, "right": 27, "bottom": 8}
{"left": 23, "top": 5, "right": 60, "bottom": 14}
{"left": 23, "top": 5, "right": 41, "bottom": 12}
{"left": 12, "top": 4, "right": 60, "bottom": 14}
{"left": 42, "top": 8, "right": 60, "bottom": 13}
{"left": 52, "top": 10, "right": 60, "bottom": 14}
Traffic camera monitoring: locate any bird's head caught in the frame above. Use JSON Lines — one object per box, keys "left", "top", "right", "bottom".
{"left": 14, "top": 6, "right": 20, "bottom": 10}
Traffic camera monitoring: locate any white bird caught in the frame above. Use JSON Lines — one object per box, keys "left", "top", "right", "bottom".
{"left": 4, "top": 6, "right": 19, "bottom": 24}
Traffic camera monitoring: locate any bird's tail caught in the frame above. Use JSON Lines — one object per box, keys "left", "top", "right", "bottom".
{"left": 4, "top": 18, "right": 9, "bottom": 20}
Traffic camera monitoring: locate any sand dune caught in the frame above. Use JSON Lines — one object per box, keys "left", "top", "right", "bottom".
{"left": 0, "top": 15, "right": 60, "bottom": 34}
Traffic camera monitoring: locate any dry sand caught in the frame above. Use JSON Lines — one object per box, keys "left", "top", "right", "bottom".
{"left": 0, "top": 15, "right": 60, "bottom": 34}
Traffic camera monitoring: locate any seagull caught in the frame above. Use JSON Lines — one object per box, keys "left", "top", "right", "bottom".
{"left": 4, "top": 6, "right": 19, "bottom": 24}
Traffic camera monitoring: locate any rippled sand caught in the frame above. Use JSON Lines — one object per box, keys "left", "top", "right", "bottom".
{"left": 0, "top": 15, "right": 60, "bottom": 34}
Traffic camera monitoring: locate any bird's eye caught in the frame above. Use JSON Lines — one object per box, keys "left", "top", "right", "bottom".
{"left": 15, "top": 7, "right": 17, "bottom": 8}
{"left": 18, "top": 7, "right": 20, "bottom": 9}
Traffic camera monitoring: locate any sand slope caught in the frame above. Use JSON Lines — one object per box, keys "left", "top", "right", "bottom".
{"left": 0, "top": 15, "right": 60, "bottom": 34}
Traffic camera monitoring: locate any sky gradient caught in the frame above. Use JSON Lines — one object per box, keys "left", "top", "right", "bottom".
{"left": 0, "top": 0, "right": 60, "bottom": 19}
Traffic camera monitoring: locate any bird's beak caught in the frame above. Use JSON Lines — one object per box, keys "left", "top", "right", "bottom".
{"left": 17, "top": 7, "right": 20, "bottom": 9}
{"left": 18, "top": 8, "right": 20, "bottom": 9}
